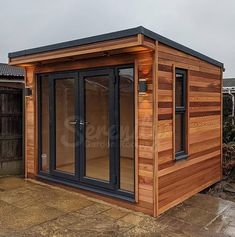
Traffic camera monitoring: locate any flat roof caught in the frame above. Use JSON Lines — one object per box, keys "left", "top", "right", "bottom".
{"left": 8, "top": 26, "right": 224, "bottom": 69}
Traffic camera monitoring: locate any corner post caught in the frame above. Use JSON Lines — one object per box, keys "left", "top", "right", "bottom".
{"left": 24, "top": 66, "right": 37, "bottom": 178}
{"left": 153, "top": 41, "right": 159, "bottom": 217}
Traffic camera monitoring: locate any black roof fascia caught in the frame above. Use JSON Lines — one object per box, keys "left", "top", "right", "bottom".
{"left": 8, "top": 26, "right": 224, "bottom": 70}
{"left": 139, "top": 27, "right": 224, "bottom": 70}
{"left": 8, "top": 27, "right": 141, "bottom": 58}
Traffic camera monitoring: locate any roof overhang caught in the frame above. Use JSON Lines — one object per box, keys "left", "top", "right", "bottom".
{"left": 8, "top": 26, "right": 224, "bottom": 70}
{"left": 9, "top": 33, "right": 155, "bottom": 66}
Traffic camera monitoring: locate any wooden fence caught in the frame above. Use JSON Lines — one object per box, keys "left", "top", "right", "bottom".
{"left": 0, "top": 87, "right": 22, "bottom": 165}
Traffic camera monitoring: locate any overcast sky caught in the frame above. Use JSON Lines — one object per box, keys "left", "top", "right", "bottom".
{"left": 0, "top": 0, "right": 234, "bottom": 77}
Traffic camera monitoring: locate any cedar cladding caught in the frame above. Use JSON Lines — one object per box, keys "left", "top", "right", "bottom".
{"left": 157, "top": 43, "right": 222, "bottom": 214}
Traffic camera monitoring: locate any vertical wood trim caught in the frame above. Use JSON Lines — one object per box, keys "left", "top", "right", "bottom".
{"left": 220, "top": 68, "right": 223, "bottom": 179}
{"left": 134, "top": 59, "right": 139, "bottom": 202}
{"left": 172, "top": 65, "right": 176, "bottom": 159}
{"left": 186, "top": 70, "right": 190, "bottom": 154}
{"left": 153, "top": 41, "right": 159, "bottom": 217}
{"left": 24, "top": 66, "right": 36, "bottom": 177}
{"left": 137, "top": 34, "right": 144, "bottom": 45}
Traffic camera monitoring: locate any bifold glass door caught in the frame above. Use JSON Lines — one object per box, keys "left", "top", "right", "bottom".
{"left": 38, "top": 66, "right": 135, "bottom": 198}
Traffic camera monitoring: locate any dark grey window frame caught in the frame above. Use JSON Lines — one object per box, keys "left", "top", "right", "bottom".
{"left": 175, "top": 69, "right": 188, "bottom": 160}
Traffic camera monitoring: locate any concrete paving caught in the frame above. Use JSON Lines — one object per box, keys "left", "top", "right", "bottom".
{"left": 0, "top": 176, "right": 234, "bottom": 237}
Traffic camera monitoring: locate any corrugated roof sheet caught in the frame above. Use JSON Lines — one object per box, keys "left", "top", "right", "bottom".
{"left": 223, "top": 78, "right": 235, "bottom": 87}
{"left": 0, "top": 63, "right": 24, "bottom": 77}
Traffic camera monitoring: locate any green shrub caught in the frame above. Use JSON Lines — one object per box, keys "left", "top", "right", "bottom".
{"left": 223, "top": 94, "right": 233, "bottom": 118}
{"left": 223, "top": 95, "right": 235, "bottom": 178}
{"left": 223, "top": 144, "right": 235, "bottom": 177}
{"left": 223, "top": 117, "right": 235, "bottom": 144}
{"left": 223, "top": 94, "right": 235, "bottom": 143}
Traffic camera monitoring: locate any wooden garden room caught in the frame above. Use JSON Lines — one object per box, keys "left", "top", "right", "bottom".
{"left": 9, "top": 26, "right": 223, "bottom": 216}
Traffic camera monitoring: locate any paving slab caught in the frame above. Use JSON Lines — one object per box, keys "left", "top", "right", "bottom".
{"left": 120, "top": 212, "right": 145, "bottom": 225}
{"left": 102, "top": 207, "right": 129, "bottom": 219}
{"left": 76, "top": 202, "right": 111, "bottom": 216}
{"left": 0, "top": 176, "right": 234, "bottom": 237}
{"left": 0, "top": 199, "right": 21, "bottom": 216}
{"left": 185, "top": 193, "right": 231, "bottom": 215}
{"left": 0, "top": 176, "right": 33, "bottom": 191}
{"left": 0, "top": 204, "right": 65, "bottom": 235}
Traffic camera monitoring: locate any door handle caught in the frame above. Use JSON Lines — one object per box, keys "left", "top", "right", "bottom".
{"left": 79, "top": 121, "right": 89, "bottom": 126}
{"left": 69, "top": 120, "right": 77, "bottom": 126}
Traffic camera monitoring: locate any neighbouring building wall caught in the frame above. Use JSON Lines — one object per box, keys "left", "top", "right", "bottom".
{"left": 157, "top": 43, "right": 222, "bottom": 214}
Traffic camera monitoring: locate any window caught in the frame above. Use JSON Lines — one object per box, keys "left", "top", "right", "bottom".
{"left": 39, "top": 75, "right": 50, "bottom": 172}
{"left": 119, "top": 68, "right": 134, "bottom": 192}
{"left": 175, "top": 69, "right": 187, "bottom": 160}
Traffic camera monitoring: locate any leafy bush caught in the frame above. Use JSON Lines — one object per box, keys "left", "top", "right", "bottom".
{"left": 223, "top": 94, "right": 235, "bottom": 143}
{"left": 223, "top": 117, "right": 235, "bottom": 143}
{"left": 223, "top": 144, "right": 235, "bottom": 177}
{"left": 222, "top": 95, "right": 235, "bottom": 178}
{"left": 223, "top": 94, "right": 233, "bottom": 118}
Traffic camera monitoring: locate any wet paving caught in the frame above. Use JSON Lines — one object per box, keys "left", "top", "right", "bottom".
{"left": 0, "top": 176, "right": 234, "bottom": 236}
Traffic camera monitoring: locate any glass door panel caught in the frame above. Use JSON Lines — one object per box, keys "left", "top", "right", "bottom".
{"left": 84, "top": 75, "right": 110, "bottom": 181}
{"left": 39, "top": 75, "right": 50, "bottom": 173}
{"left": 50, "top": 73, "right": 78, "bottom": 179}
{"left": 55, "top": 79, "right": 76, "bottom": 174}
{"left": 119, "top": 68, "right": 134, "bottom": 193}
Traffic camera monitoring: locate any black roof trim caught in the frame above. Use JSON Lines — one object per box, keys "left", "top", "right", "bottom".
{"left": 9, "top": 27, "right": 140, "bottom": 58}
{"left": 8, "top": 26, "right": 224, "bottom": 69}
{"left": 139, "top": 27, "right": 224, "bottom": 70}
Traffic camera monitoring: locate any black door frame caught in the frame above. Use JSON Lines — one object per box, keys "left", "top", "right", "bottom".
{"left": 49, "top": 72, "right": 79, "bottom": 181}
{"left": 79, "top": 69, "right": 116, "bottom": 190}
{"left": 37, "top": 65, "right": 135, "bottom": 200}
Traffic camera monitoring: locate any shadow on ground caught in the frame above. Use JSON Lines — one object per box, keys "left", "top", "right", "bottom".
{"left": 0, "top": 176, "right": 234, "bottom": 237}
